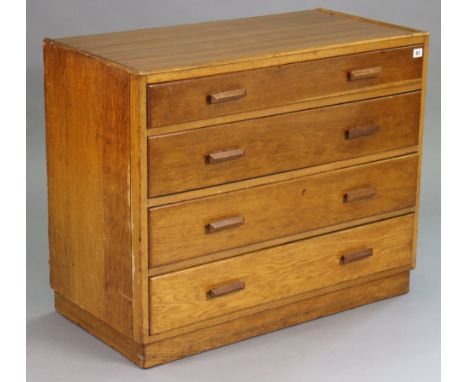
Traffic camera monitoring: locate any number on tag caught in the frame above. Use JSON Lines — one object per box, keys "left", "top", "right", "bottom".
{"left": 413, "top": 48, "right": 423, "bottom": 58}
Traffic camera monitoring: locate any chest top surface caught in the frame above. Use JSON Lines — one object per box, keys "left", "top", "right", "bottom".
{"left": 48, "top": 8, "right": 426, "bottom": 75}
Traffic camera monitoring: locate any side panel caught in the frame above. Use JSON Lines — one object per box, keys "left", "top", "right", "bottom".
{"left": 44, "top": 40, "right": 133, "bottom": 337}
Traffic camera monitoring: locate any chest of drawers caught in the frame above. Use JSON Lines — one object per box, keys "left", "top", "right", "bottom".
{"left": 44, "top": 8, "right": 429, "bottom": 367}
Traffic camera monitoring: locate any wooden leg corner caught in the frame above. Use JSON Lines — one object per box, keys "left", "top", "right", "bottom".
{"left": 54, "top": 293, "right": 145, "bottom": 367}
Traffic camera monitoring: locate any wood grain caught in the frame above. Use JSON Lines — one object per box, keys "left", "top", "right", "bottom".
{"left": 316, "top": 8, "right": 422, "bottom": 33}
{"left": 148, "top": 45, "right": 423, "bottom": 128}
{"left": 148, "top": 92, "right": 420, "bottom": 196}
{"left": 149, "top": 215, "right": 413, "bottom": 333}
{"left": 149, "top": 155, "right": 418, "bottom": 267}
{"left": 128, "top": 74, "right": 151, "bottom": 343}
{"left": 54, "top": 9, "right": 424, "bottom": 75}
{"left": 44, "top": 40, "right": 133, "bottom": 337}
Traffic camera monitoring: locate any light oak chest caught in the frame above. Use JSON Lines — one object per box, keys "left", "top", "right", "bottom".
{"left": 43, "top": 8, "right": 428, "bottom": 367}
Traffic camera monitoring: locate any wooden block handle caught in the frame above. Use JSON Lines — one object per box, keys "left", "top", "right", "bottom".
{"left": 343, "top": 187, "right": 377, "bottom": 203}
{"left": 340, "top": 248, "right": 373, "bottom": 265}
{"left": 345, "top": 124, "right": 380, "bottom": 140}
{"left": 208, "top": 88, "right": 247, "bottom": 104}
{"left": 207, "top": 280, "right": 245, "bottom": 299}
{"left": 348, "top": 66, "right": 382, "bottom": 81}
{"left": 206, "top": 215, "right": 244, "bottom": 234}
{"left": 206, "top": 148, "right": 245, "bottom": 164}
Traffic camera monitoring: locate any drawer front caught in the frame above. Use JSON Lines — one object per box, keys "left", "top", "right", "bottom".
{"left": 147, "top": 45, "right": 423, "bottom": 128}
{"left": 149, "top": 155, "right": 418, "bottom": 267}
{"left": 150, "top": 214, "right": 414, "bottom": 334}
{"left": 148, "top": 92, "right": 420, "bottom": 196}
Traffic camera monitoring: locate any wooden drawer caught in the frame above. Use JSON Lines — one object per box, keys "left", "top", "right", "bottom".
{"left": 147, "top": 45, "right": 423, "bottom": 128}
{"left": 149, "top": 154, "right": 418, "bottom": 267}
{"left": 148, "top": 92, "right": 420, "bottom": 196}
{"left": 149, "top": 214, "right": 414, "bottom": 334}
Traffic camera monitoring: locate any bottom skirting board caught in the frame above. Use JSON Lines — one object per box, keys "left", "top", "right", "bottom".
{"left": 55, "top": 270, "right": 410, "bottom": 368}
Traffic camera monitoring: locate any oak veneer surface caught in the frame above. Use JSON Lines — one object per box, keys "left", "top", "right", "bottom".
{"left": 148, "top": 92, "right": 421, "bottom": 196}
{"left": 44, "top": 41, "right": 133, "bottom": 337}
{"left": 149, "top": 155, "right": 418, "bottom": 267}
{"left": 53, "top": 9, "right": 424, "bottom": 74}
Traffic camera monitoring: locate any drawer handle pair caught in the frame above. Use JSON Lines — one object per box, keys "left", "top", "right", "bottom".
{"left": 207, "top": 280, "right": 245, "bottom": 299}
{"left": 208, "top": 66, "right": 380, "bottom": 104}
{"left": 206, "top": 125, "right": 377, "bottom": 164}
{"left": 206, "top": 248, "right": 372, "bottom": 298}
{"left": 208, "top": 88, "right": 247, "bottom": 104}
{"left": 345, "top": 124, "right": 380, "bottom": 140}
{"left": 206, "top": 186, "right": 375, "bottom": 233}
{"left": 340, "top": 248, "right": 373, "bottom": 265}
{"left": 206, "top": 123, "right": 377, "bottom": 165}
{"left": 206, "top": 247, "right": 372, "bottom": 300}
{"left": 343, "top": 187, "right": 377, "bottom": 203}
{"left": 206, "top": 215, "right": 244, "bottom": 234}
{"left": 348, "top": 66, "right": 382, "bottom": 81}
{"left": 206, "top": 148, "right": 245, "bottom": 164}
